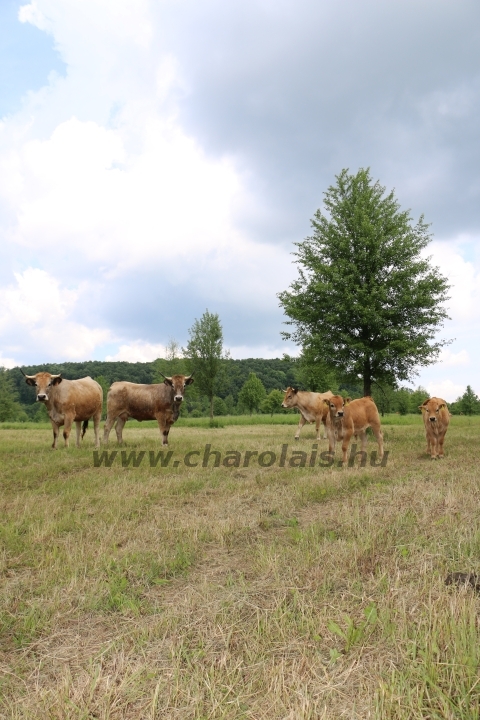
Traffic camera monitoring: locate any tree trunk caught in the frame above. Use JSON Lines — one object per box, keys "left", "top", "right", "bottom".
{"left": 363, "top": 357, "right": 372, "bottom": 397}
{"left": 209, "top": 395, "right": 214, "bottom": 420}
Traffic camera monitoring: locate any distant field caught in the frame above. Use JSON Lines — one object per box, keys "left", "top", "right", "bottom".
{"left": 1, "top": 416, "right": 480, "bottom": 718}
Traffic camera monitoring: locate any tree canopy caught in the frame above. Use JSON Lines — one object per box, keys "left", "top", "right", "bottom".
{"left": 278, "top": 168, "right": 451, "bottom": 396}
{"left": 183, "top": 310, "right": 228, "bottom": 419}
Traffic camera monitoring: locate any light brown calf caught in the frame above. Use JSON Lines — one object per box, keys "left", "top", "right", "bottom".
{"left": 281, "top": 388, "right": 334, "bottom": 441}
{"left": 104, "top": 374, "right": 194, "bottom": 446}
{"left": 419, "top": 397, "right": 450, "bottom": 459}
{"left": 324, "top": 395, "right": 384, "bottom": 466}
{"left": 23, "top": 372, "right": 102, "bottom": 449}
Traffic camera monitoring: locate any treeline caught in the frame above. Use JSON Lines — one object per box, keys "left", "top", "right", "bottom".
{"left": 1, "top": 361, "right": 478, "bottom": 421}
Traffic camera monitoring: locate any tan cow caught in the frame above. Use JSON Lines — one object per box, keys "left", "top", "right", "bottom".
{"left": 23, "top": 371, "right": 102, "bottom": 449}
{"left": 281, "top": 387, "right": 334, "bottom": 441}
{"left": 324, "top": 395, "right": 384, "bottom": 465}
{"left": 104, "top": 374, "right": 194, "bottom": 446}
{"left": 419, "top": 397, "right": 450, "bottom": 459}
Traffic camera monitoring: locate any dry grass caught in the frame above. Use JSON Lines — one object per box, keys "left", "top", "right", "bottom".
{"left": 1, "top": 416, "right": 480, "bottom": 719}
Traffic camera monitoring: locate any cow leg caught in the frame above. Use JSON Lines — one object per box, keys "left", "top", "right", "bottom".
{"left": 438, "top": 431, "right": 446, "bottom": 458}
{"left": 295, "top": 414, "right": 307, "bottom": 440}
{"left": 75, "top": 421, "right": 82, "bottom": 448}
{"left": 103, "top": 414, "right": 116, "bottom": 444}
{"left": 341, "top": 429, "right": 354, "bottom": 466}
{"left": 63, "top": 417, "right": 73, "bottom": 448}
{"left": 326, "top": 421, "right": 336, "bottom": 455}
{"left": 321, "top": 419, "right": 328, "bottom": 440}
{"left": 50, "top": 418, "right": 60, "bottom": 450}
{"left": 115, "top": 414, "right": 127, "bottom": 444}
{"left": 371, "top": 425, "right": 384, "bottom": 460}
{"left": 92, "top": 408, "right": 101, "bottom": 448}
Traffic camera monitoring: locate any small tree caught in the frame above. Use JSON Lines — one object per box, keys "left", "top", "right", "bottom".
{"left": 261, "top": 389, "right": 285, "bottom": 416}
{"left": 184, "top": 310, "right": 228, "bottom": 420}
{"left": 459, "top": 385, "right": 480, "bottom": 415}
{"left": 0, "top": 368, "right": 24, "bottom": 421}
{"left": 278, "top": 168, "right": 451, "bottom": 396}
{"left": 238, "top": 372, "right": 266, "bottom": 415}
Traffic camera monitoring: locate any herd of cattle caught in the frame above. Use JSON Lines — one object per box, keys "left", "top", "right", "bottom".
{"left": 20, "top": 370, "right": 451, "bottom": 463}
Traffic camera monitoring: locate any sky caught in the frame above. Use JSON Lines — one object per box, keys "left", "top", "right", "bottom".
{"left": 0, "top": 0, "right": 479, "bottom": 401}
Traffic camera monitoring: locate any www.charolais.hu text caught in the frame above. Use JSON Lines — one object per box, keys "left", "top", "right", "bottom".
{"left": 93, "top": 444, "right": 389, "bottom": 468}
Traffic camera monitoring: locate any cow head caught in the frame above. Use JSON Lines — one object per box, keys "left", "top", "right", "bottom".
{"left": 281, "top": 387, "right": 299, "bottom": 408}
{"left": 324, "top": 394, "right": 347, "bottom": 419}
{"left": 419, "top": 397, "right": 447, "bottom": 423}
{"left": 158, "top": 373, "right": 194, "bottom": 402}
{"left": 22, "top": 371, "right": 62, "bottom": 402}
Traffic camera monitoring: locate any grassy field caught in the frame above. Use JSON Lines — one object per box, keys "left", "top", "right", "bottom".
{"left": 1, "top": 415, "right": 480, "bottom": 719}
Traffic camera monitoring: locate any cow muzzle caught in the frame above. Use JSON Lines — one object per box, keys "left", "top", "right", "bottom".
{"left": 174, "top": 395, "right": 184, "bottom": 402}
{"left": 337, "top": 411, "right": 344, "bottom": 417}
{"left": 429, "top": 417, "right": 436, "bottom": 422}
{"left": 37, "top": 393, "right": 47, "bottom": 401}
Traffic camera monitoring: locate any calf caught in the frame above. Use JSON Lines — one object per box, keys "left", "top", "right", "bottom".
{"left": 419, "top": 397, "right": 450, "bottom": 459}
{"left": 281, "top": 388, "right": 334, "bottom": 440}
{"left": 104, "top": 374, "right": 194, "bottom": 445}
{"left": 324, "top": 395, "right": 384, "bottom": 466}
{"left": 23, "top": 371, "right": 102, "bottom": 449}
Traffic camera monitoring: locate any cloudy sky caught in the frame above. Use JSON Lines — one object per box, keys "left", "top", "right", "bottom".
{"left": 1, "top": 0, "right": 479, "bottom": 400}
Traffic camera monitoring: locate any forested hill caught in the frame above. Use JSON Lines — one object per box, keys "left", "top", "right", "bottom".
{"left": 10, "top": 358, "right": 298, "bottom": 405}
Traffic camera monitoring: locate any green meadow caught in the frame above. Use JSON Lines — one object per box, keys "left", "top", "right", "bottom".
{"left": 1, "top": 415, "right": 480, "bottom": 718}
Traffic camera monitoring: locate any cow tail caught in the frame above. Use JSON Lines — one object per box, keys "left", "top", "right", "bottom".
{"left": 82, "top": 420, "right": 89, "bottom": 438}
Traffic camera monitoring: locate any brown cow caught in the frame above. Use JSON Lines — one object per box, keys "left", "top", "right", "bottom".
{"left": 324, "top": 395, "right": 384, "bottom": 465}
{"left": 23, "top": 371, "right": 102, "bottom": 449}
{"left": 419, "top": 397, "right": 450, "bottom": 459}
{"left": 104, "top": 374, "right": 194, "bottom": 445}
{"left": 281, "top": 387, "right": 334, "bottom": 441}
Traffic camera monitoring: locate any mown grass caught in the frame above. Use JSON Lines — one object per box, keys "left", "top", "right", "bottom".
{"left": 0, "top": 416, "right": 479, "bottom": 718}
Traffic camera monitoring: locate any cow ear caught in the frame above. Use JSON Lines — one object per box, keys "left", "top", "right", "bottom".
{"left": 185, "top": 376, "right": 194, "bottom": 385}
{"left": 439, "top": 402, "right": 446, "bottom": 410}
{"left": 323, "top": 398, "right": 330, "bottom": 406}
{"left": 163, "top": 377, "right": 173, "bottom": 387}
{"left": 293, "top": 388, "right": 298, "bottom": 394}
{"left": 52, "top": 375, "right": 63, "bottom": 385}
{"left": 25, "top": 376, "right": 36, "bottom": 386}
{"left": 344, "top": 397, "right": 351, "bottom": 405}
{"left": 418, "top": 404, "right": 426, "bottom": 411}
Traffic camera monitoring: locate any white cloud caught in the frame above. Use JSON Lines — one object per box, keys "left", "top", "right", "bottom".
{"left": 105, "top": 341, "right": 165, "bottom": 363}
{"left": 438, "top": 348, "right": 470, "bottom": 367}
{"left": 0, "top": 354, "right": 18, "bottom": 369}
{"left": 426, "top": 379, "right": 465, "bottom": 403}
{"left": 0, "top": 269, "right": 111, "bottom": 362}
{"left": 427, "top": 240, "right": 480, "bottom": 323}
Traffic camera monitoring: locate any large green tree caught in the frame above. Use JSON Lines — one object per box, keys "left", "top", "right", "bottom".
{"left": 278, "top": 168, "right": 451, "bottom": 396}
{"left": 184, "top": 310, "right": 228, "bottom": 419}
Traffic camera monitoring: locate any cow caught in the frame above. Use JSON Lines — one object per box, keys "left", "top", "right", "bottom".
{"left": 324, "top": 395, "right": 384, "bottom": 466}
{"left": 281, "top": 387, "right": 334, "bottom": 441}
{"left": 103, "top": 373, "right": 194, "bottom": 446}
{"left": 22, "top": 371, "right": 102, "bottom": 449}
{"left": 419, "top": 397, "right": 450, "bottom": 459}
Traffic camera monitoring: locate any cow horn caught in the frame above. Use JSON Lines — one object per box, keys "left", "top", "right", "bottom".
{"left": 20, "top": 368, "right": 36, "bottom": 380}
